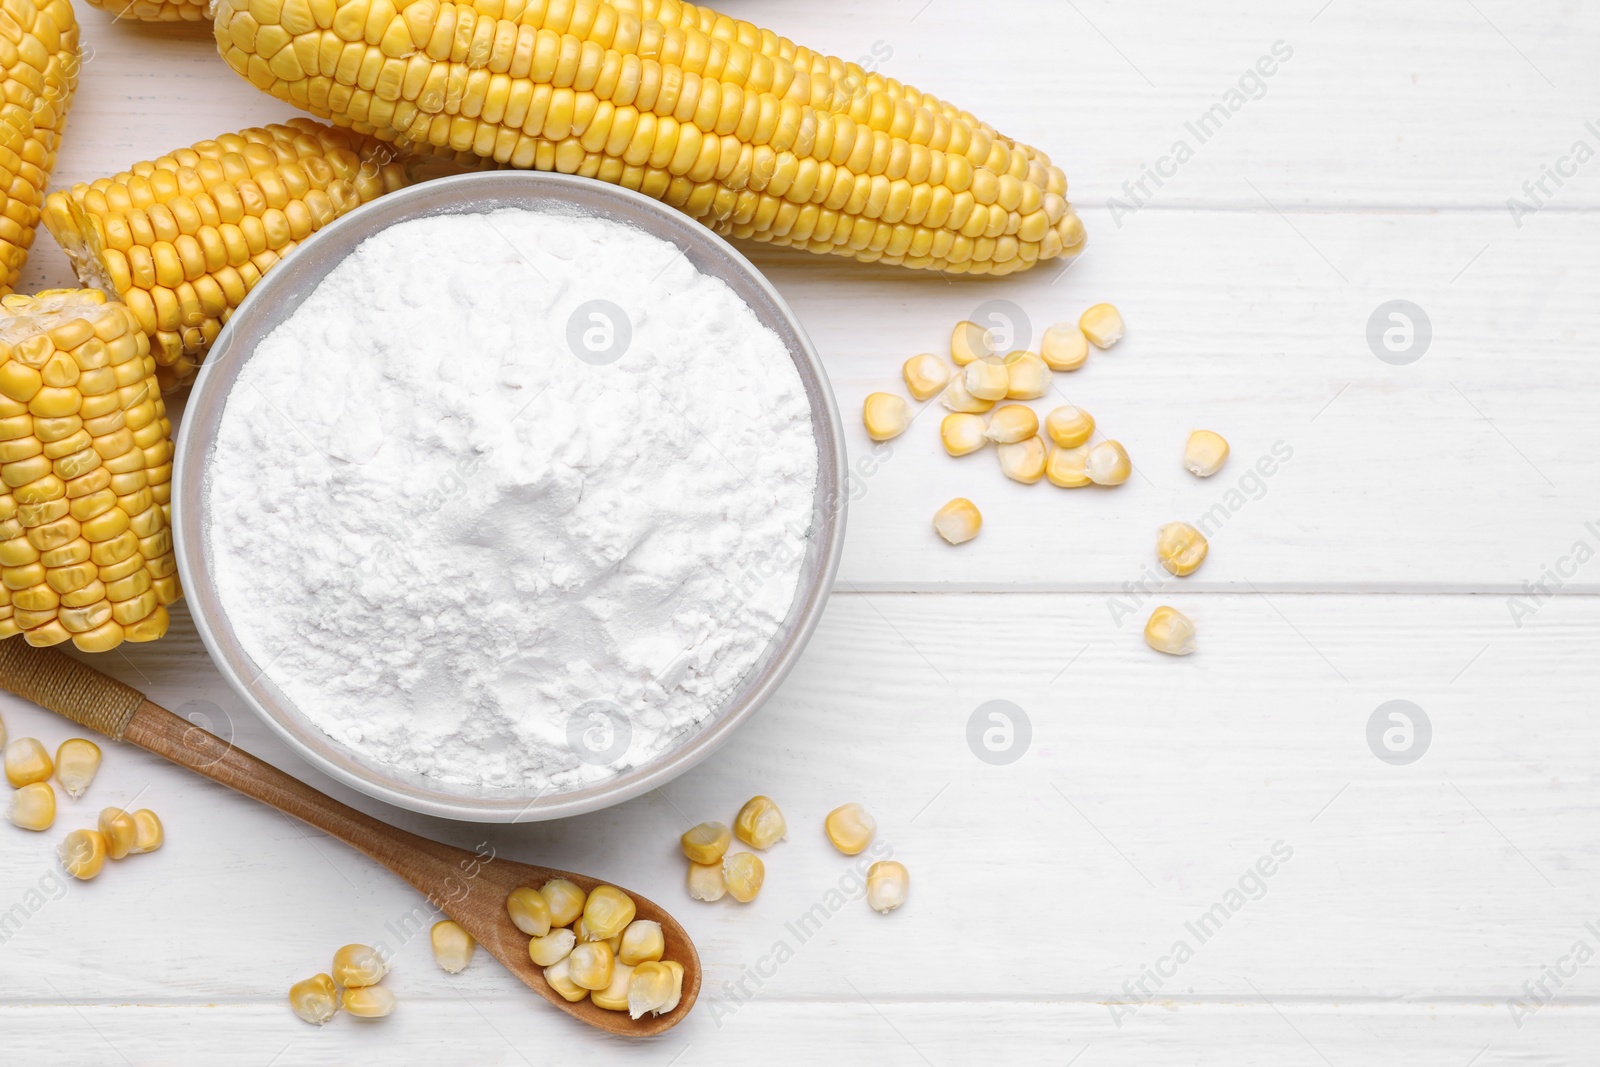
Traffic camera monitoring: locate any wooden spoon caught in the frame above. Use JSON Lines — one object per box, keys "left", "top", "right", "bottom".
{"left": 0, "top": 639, "right": 699, "bottom": 1037}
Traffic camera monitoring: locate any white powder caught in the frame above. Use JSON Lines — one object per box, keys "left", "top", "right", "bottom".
{"left": 205, "top": 207, "right": 817, "bottom": 794}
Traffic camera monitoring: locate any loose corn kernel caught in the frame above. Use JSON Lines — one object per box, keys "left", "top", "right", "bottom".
{"left": 129, "top": 810, "right": 163, "bottom": 854}
{"left": 867, "top": 861, "right": 910, "bottom": 914}
{"left": 1079, "top": 304, "right": 1125, "bottom": 349}
{"left": 963, "top": 359, "right": 1009, "bottom": 402}
{"left": 1005, "top": 355, "right": 1051, "bottom": 400}
{"left": 543, "top": 957, "right": 589, "bottom": 1003}
{"left": 1145, "top": 606, "right": 1197, "bottom": 656}
{"left": 591, "top": 961, "right": 635, "bottom": 1012}
{"left": 1184, "top": 430, "right": 1230, "bottom": 477}
{"left": 340, "top": 986, "right": 396, "bottom": 1019}
{"left": 903, "top": 354, "right": 951, "bottom": 401}
{"left": 54, "top": 738, "right": 101, "bottom": 798}
{"left": 568, "top": 940, "right": 615, "bottom": 991}
{"left": 540, "top": 878, "right": 586, "bottom": 927}
{"left": 933, "top": 498, "right": 983, "bottom": 545}
{"left": 941, "top": 413, "right": 988, "bottom": 456}
{"left": 985, "top": 405, "right": 1039, "bottom": 444}
{"left": 1045, "top": 406, "right": 1095, "bottom": 449}
{"left": 863, "top": 393, "right": 912, "bottom": 442}
{"left": 581, "top": 886, "right": 637, "bottom": 941}
{"left": 659, "top": 961, "right": 686, "bottom": 1014}
{"left": 430, "top": 920, "right": 475, "bottom": 974}
{"left": 97, "top": 807, "right": 137, "bottom": 860}
{"left": 627, "top": 961, "right": 677, "bottom": 1019}
{"left": 331, "top": 944, "right": 388, "bottom": 988}
{"left": 940, "top": 376, "right": 996, "bottom": 414}
{"left": 1087, "top": 441, "right": 1132, "bottom": 486}
{"left": 723, "top": 852, "right": 765, "bottom": 903}
{"left": 528, "top": 928, "right": 577, "bottom": 967}
{"left": 5, "top": 738, "right": 53, "bottom": 787}
{"left": 1041, "top": 323, "right": 1090, "bottom": 371}
{"left": 687, "top": 861, "right": 727, "bottom": 902}
{"left": 289, "top": 974, "right": 339, "bottom": 1026}
{"left": 824, "top": 803, "right": 877, "bottom": 856}
{"left": 680, "top": 822, "right": 732, "bottom": 866}
{"left": 998, "top": 436, "right": 1048, "bottom": 484}
{"left": 619, "top": 920, "right": 665, "bottom": 966}
{"left": 59, "top": 828, "right": 106, "bottom": 879}
{"left": 1157, "top": 522, "right": 1209, "bottom": 577}
{"left": 506, "top": 886, "right": 552, "bottom": 937}
{"left": 734, "top": 795, "right": 787, "bottom": 850}
{"left": 9, "top": 782, "right": 55, "bottom": 831}
{"left": 1046, "top": 444, "right": 1093, "bottom": 488}
{"left": 573, "top": 915, "right": 622, "bottom": 952}
{"left": 951, "top": 321, "right": 992, "bottom": 366}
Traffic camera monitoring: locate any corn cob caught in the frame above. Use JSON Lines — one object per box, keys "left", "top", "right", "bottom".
{"left": 82, "top": 0, "right": 208, "bottom": 21}
{"left": 42, "top": 120, "right": 418, "bottom": 391}
{"left": 0, "top": 0, "right": 79, "bottom": 294}
{"left": 212, "top": 0, "right": 1084, "bottom": 275}
{"left": 0, "top": 289, "right": 178, "bottom": 652}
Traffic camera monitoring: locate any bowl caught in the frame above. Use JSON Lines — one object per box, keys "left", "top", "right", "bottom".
{"left": 172, "top": 171, "right": 847, "bottom": 823}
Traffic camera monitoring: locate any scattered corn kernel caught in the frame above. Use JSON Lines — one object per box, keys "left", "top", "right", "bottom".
{"left": 941, "top": 413, "right": 988, "bottom": 456}
{"left": 528, "top": 928, "right": 577, "bottom": 967}
{"left": 687, "top": 861, "right": 727, "bottom": 902}
{"left": 940, "top": 375, "right": 996, "bottom": 414}
{"left": 723, "top": 852, "right": 765, "bottom": 903}
{"left": 540, "top": 878, "right": 587, "bottom": 927}
{"left": 619, "top": 920, "right": 665, "bottom": 966}
{"left": 1079, "top": 303, "right": 1125, "bottom": 349}
{"left": 591, "top": 960, "right": 635, "bottom": 1011}
{"left": 568, "top": 940, "right": 615, "bottom": 990}
{"left": 1045, "top": 406, "right": 1095, "bottom": 448}
{"left": 658, "top": 961, "right": 686, "bottom": 1014}
{"left": 1005, "top": 355, "right": 1051, "bottom": 400}
{"left": 867, "top": 861, "right": 910, "bottom": 914}
{"left": 1041, "top": 322, "right": 1090, "bottom": 371}
{"left": 985, "top": 405, "right": 1039, "bottom": 444}
{"left": 933, "top": 498, "right": 983, "bottom": 545}
{"left": 430, "top": 920, "right": 475, "bottom": 974}
{"left": 581, "top": 885, "right": 637, "bottom": 941}
{"left": 58, "top": 828, "right": 106, "bottom": 880}
{"left": 825, "top": 803, "right": 877, "bottom": 855}
{"left": 97, "top": 808, "right": 137, "bottom": 860}
{"left": 627, "top": 961, "right": 676, "bottom": 1018}
{"left": 902, "top": 354, "right": 951, "bottom": 401}
{"left": 863, "top": 392, "right": 912, "bottom": 441}
{"left": 543, "top": 957, "right": 589, "bottom": 1002}
{"left": 573, "top": 915, "right": 622, "bottom": 952}
{"left": 1145, "top": 606, "right": 1197, "bottom": 656}
{"left": 734, "top": 796, "right": 787, "bottom": 850}
{"left": 54, "top": 739, "right": 101, "bottom": 799}
{"left": 129, "top": 810, "right": 163, "bottom": 854}
{"left": 1087, "top": 441, "right": 1132, "bottom": 486}
{"left": 506, "top": 886, "right": 552, "bottom": 937}
{"left": 1184, "top": 430, "right": 1230, "bottom": 477}
{"left": 331, "top": 944, "right": 388, "bottom": 988}
{"left": 951, "top": 320, "right": 992, "bottom": 365}
{"left": 1157, "top": 522, "right": 1209, "bottom": 577}
{"left": 341, "top": 986, "right": 396, "bottom": 1019}
{"left": 289, "top": 974, "right": 339, "bottom": 1026}
{"left": 5, "top": 738, "right": 53, "bottom": 787}
{"left": 963, "top": 359, "right": 1009, "bottom": 401}
{"left": 998, "top": 436, "right": 1048, "bottom": 484}
{"left": 1046, "top": 444, "right": 1093, "bottom": 488}
{"left": 680, "top": 822, "right": 732, "bottom": 865}
{"left": 8, "top": 782, "right": 55, "bottom": 831}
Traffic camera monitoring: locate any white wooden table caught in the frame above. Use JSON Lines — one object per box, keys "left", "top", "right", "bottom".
{"left": 3, "top": 0, "right": 1596, "bottom": 1062}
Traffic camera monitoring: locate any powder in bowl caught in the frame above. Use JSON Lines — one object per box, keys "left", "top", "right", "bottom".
{"left": 204, "top": 207, "right": 818, "bottom": 793}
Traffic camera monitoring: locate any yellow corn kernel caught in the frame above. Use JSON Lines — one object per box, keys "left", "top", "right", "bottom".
{"left": 528, "top": 928, "right": 577, "bottom": 967}
{"left": 824, "top": 803, "right": 876, "bottom": 856}
{"left": 940, "top": 413, "right": 987, "bottom": 457}
{"left": 539, "top": 878, "right": 586, "bottom": 927}
{"left": 331, "top": 943, "right": 388, "bottom": 988}
{"left": 1157, "top": 522, "right": 1209, "bottom": 577}
{"left": 950, "top": 320, "right": 992, "bottom": 366}
{"left": 627, "top": 961, "right": 677, "bottom": 1019}
{"left": 289, "top": 974, "right": 339, "bottom": 1026}
{"left": 723, "top": 852, "right": 764, "bottom": 904}
{"left": 862, "top": 392, "right": 911, "bottom": 442}
{"left": 340, "top": 985, "right": 396, "bottom": 1019}
{"left": 658, "top": 960, "right": 686, "bottom": 1014}
{"left": 1145, "top": 605, "right": 1197, "bottom": 656}
{"left": 8, "top": 781, "right": 55, "bottom": 831}
{"left": 940, "top": 375, "right": 996, "bottom": 414}
{"left": 902, "top": 354, "right": 951, "bottom": 402}
{"left": 680, "top": 821, "right": 732, "bottom": 865}
{"left": 1044, "top": 406, "right": 1095, "bottom": 449}
{"left": 1079, "top": 303, "right": 1125, "bottom": 349}
{"left": 54, "top": 738, "right": 100, "bottom": 798}
{"left": 581, "top": 885, "right": 637, "bottom": 941}
{"left": 5, "top": 737, "right": 52, "bottom": 786}
{"left": 985, "top": 404, "right": 1039, "bottom": 444}
{"left": 590, "top": 960, "right": 635, "bottom": 1012}
{"left": 933, "top": 497, "right": 982, "bottom": 546}
{"left": 1087, "top": 441, "right": 1132, "bottom": 486}
{"left": 59, "top": 828, "right": 107, "bottom": 879}
{"left": 81, "top": 0, "right": 209, "bottom": 20}
{"left": 963, "top": 359, "right": 1009, "bottom": 402}
{"left": 129, "top": 809, "right": 163, "bottom": 853}
{"left": 1184, "top": 430, "right": 1230, "bottom": 477}
{"left": 543, "top": 957, "right": 590, "bottom": 1003}
{"left": 734, "top": 795, "right": 786, "bottom": 850}
{"left": 998, "top": 436, "right": 1047, "bottom": 484}
{"left": 573, "top": 914, "right": 621, "bottom": 952}
{"left": 866, "top": 860, "right": 910, "bottom": 913}
{"left": 1041, "top": 322, "right": 1089, "bottom": 371}
{"left": 430, "top": 919, "right": 475, "bottom": 974}
{"left": 1005, "top": 355, "right": 1051, "bottom": 400}
{"left": 567, "top": 940, "right": 614, "bottom": 990}
{"left": 618, "top": 920, "right": 664, "bottom": 966}
{"left": 0, "top": 0, "right": 78, "bottom": 295}
{"left": 687, "top": 861, "right": 727, "bottom": 902}
{"left": 506, "top": 886, "right": 552, "bottom": 937}
{"left": 97, "top": 807, "right": 137, "bottom": 860}
{"left": 1046, "top": 444, "right": 1092, "bottom": 489}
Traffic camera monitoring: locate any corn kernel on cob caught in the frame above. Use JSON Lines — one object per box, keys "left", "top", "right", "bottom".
{"left": 211, "top": 0, "right": 1084, "bottom": 275}
{"left": 0, "top": 0, "right": 79, "bottom": 294}
{"left": 84, "top": 0, "right": 208, "bottom": 22}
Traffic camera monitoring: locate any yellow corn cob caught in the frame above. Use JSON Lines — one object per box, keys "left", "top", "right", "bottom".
{"left": 0, "top": 289, "right": 178, "bottom": 652}
{"left": 212, "top": 0, "right": 1084, "bottom": 275}
{"left": 42, "top": 120, "right": 418, "bottom": 391}
{"left": 0, "top": 0, "right": 79, "bottom": 294}
{"left": 82, "top": 0, "right": 208, "bottom": 21}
